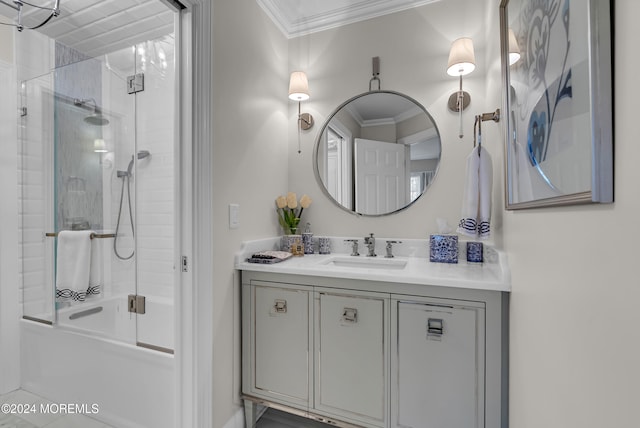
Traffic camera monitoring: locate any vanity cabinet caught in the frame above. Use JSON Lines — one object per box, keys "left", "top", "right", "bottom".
{"left": 241, "top": 271, "right": 508, "bottom": 428}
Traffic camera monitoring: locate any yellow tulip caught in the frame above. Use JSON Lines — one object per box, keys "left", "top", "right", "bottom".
{"left": 286, "top": 192, "right": 298, "bottom": 209}
{"left": 275, "top": 195, "right": 287, "bottom": 209}
{"left": 300, "top": 194, "right": 312, "bottom": 209}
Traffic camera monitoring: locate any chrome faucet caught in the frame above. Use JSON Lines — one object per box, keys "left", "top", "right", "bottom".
{"left": 385, "top": 241, "right": 402, "bottom": 258}
{"left": 364, "top": 233, "right": 376, "bottom": 257}
{"left": 344, "top": 239, "right": 359, "bottom": 256}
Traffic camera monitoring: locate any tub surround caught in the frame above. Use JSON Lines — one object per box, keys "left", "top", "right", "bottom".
{"left": 235, "top": 237, "right": 510, "bottom": 292}
{"left": 20, "top": 319, "right": 174, "bottom": 428}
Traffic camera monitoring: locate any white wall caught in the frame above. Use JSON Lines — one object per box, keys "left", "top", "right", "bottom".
{"left": 278, "top": 1, "right": 638, "bottom": 428}
{"left": 0, "top": 22, "right": 20, "bottom": 394}
{"left": 287, "top": 0, "right": 495, "bottom": 241}
{"left": 502, "top": 1, "right": 640, "bottom": 427}
{"left": 210, "top": 0, "right": 288, "bottom": 426}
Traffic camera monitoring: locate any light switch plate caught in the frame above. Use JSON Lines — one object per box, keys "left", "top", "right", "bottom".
{"left": 229, "top": 204, "right": 239, "bottom": 229}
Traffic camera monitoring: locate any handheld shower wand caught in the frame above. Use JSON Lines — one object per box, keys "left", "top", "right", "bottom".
{"left": 125, "top": 150, "right": 151, "bottom": 176}
{"left": 114, "top": 150, "right": 151, "bottom": 260}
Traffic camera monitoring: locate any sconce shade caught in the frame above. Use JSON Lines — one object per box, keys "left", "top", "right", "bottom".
{"left": 508, "top": 29, "right": 521, "bottom": 65}
{"left": 93, "top": 138, "right": 107, "bottom": 153}
{"left": 288, "top": 71, "right": 310, "bottom": 101}
{"left": 447, "top": 37, "right": 476, "bottom": 76}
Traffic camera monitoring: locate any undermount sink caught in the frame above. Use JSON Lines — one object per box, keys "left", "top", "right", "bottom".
{"left": 320, "top": 256, "right": 407, "bottom": 270}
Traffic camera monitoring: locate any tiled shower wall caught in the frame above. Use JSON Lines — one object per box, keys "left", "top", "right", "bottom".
{"left": 17, "top": 30, "right": 55, "bottom": 319}
{"left": 54, "top": 43, "right": 104, "bottom": 232}
{"left": 103, "top": 39, "right": 176, "bottom": 301}
{"left": 133, "top": 41, "right": 176, "bottom": 300}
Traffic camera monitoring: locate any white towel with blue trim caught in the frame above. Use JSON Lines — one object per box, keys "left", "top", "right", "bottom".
{"left": 457, "top": 145, "right": 493, "bottom": 239}
{"left": 56, "top": 231, "right": 101, "bottom": 303}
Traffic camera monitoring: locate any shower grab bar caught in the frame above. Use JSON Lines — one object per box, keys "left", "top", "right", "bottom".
{"left": 68, "top": 306, "right": 103, "bottom": 320}
{"left": 45, "top": 232, "right": 116, "bottom": 239}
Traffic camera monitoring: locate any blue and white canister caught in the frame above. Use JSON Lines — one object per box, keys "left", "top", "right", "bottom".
{"left": 429, "top": 235, "right": 458, "bottom": 264}
{"left": 318, "top": 237, "right": 331, "bottom": 255}
{"left": 302, "top": 232, "right": 314, "bottom": 254}
{"left": 466, "top": 241, "right": 483, "bottom": 263}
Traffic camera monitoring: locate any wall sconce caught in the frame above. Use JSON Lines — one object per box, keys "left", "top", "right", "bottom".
{"left": 289, "top": 71, "right": 314, "bottom": 131}
{"left": 508, "top": 29, "right": 521, "bottom": 65}
{"left": 446, "top": 37, "right": 476, "bottom": 138}
{"left": 93, "top": 139, "right": 108, "bottom": 153}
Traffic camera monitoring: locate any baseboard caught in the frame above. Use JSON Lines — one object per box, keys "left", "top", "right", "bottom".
{"left": 223, "top": 408, "right": 245, "bottom": 428}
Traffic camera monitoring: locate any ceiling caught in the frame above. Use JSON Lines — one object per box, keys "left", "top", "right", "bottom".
{"left": 0, "top": 0, "right": 474, "bottom": 57}
{"left": 0, "top": 0, "right": 175, "bottom": 58}
{"left": 256, "top": 0, "right": 442, "bottom": 38}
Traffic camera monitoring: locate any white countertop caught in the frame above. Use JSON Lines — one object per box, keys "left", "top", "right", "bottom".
{"left": 235, "top": 237, "right": 511, "bottom": 292}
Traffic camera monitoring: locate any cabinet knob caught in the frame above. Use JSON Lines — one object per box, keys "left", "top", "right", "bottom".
{"left": 342, "top": 307, "right": 358, "bottom": 323}
{"left": 273, "top": 299, "right": 287, "bottom": 314}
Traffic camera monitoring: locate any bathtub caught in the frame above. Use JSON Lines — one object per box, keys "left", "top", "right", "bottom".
{"left": 20, "top": 295, "right": 175, "bottom": 428}
{"left": 56, "top": 295, "right": 174, "bottom": 351}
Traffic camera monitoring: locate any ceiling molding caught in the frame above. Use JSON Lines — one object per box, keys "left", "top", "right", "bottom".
{"left": 345, "top": 103, "right": 424, "bottom": 128}
{"left": 257, "top": 0, "right": 442, "bottom": 39}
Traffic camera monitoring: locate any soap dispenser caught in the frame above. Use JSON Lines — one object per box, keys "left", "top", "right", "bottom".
{"left": 302, "top": 222, "right": 314, "bottom": 254}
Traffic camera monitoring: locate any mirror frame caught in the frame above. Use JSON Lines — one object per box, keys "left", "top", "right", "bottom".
{"left": 313, "top": 90, "right": 441, "bottom": 217}
{"left": 500, "top": 0, "right": 613, "bottom": 209}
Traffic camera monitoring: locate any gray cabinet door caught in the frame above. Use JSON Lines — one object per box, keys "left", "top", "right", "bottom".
{"left": 314, "top": 290, "right": 388, "bottom": 427}
{"left": 392, "top": 300, "right": 485, "bottom": 428}
{"left": 249, "top": 283, "right": 312, "bottom": 407}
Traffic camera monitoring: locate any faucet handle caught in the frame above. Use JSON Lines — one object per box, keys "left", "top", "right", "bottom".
{"left": 385, "top": 240, "right": 402, "bottom": 258}
{"left": 344, "top": 239, "right": 360, "bottom": 256}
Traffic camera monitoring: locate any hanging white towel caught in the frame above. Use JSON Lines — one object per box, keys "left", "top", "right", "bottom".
{"left": 56, "top": 231, "right": 100, "bottom": 303}
{"left": 88, "top": 237, "right": 102, "bottom": 298}
{"left": 457, "top": 145, "right": 493, "bottom": 239}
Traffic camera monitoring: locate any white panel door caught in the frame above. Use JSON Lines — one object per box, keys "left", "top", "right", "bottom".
{"left": 355, "top": 138, "right": 407, "bottom": 214}
{"left": 392, "top": 300, "right": 485, "bottom": 428}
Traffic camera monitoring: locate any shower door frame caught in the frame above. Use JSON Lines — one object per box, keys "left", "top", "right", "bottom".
{"left": 175, "top": 1, "right": 214, "bottom": 427}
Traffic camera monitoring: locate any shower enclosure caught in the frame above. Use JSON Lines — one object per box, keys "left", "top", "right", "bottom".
{"left": 18, "top": 25, "right": 179, "bottom": 427}
{"left": 20, "top": 36, "right": 176, "bottom": 349}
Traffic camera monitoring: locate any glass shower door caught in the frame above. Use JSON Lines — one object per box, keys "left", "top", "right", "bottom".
{"left": 20, "top": 55, "right": 138, "bottom": 344}
{"left": 19, "top": 70, "right": 56, "bottom": 325}
{"left": 128, "top": 36, "right": 176, "bottom": 353}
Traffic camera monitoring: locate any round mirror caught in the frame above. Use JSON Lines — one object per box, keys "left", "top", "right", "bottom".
{"left": 313, "top": 91, "right": 441, "bottom": 216}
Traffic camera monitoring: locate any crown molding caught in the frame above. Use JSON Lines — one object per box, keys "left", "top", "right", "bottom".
{"left": 257, "top": 0, "right": 441, "bottom": 38}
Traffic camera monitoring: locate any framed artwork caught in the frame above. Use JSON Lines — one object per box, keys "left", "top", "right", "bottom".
{"left": 500, "top": 0, "right": 613, "bottom": 209}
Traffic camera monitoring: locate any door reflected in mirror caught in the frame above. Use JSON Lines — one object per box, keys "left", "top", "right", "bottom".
{"left": 314, "top": 91, "right": 441, "bottom": 216}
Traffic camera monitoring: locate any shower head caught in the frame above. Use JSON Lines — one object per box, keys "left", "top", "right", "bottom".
{"left": 84, "top": 112, "right": 110, "bottom": 126}
{"left": 74, "top": 98, "right": 110, "bottom": 126}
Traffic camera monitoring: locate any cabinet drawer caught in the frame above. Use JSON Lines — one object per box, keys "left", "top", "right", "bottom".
{"left": 252, "top": 284, "right": 311, "bottom": 404}
{"left": 315, "top": 291, "right": 388, "bottom": 427}
{"left": 392, "top": 300, "right": 485, "bottom": 428}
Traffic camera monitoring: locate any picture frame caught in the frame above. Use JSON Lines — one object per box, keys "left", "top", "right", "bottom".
{"left": 500, "top": 0, "right": 613, "bottom": 209}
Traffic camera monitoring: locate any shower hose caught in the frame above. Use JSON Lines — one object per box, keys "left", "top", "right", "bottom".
{"left": 114, "top": 174, "right": 135, "bottom": 260}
